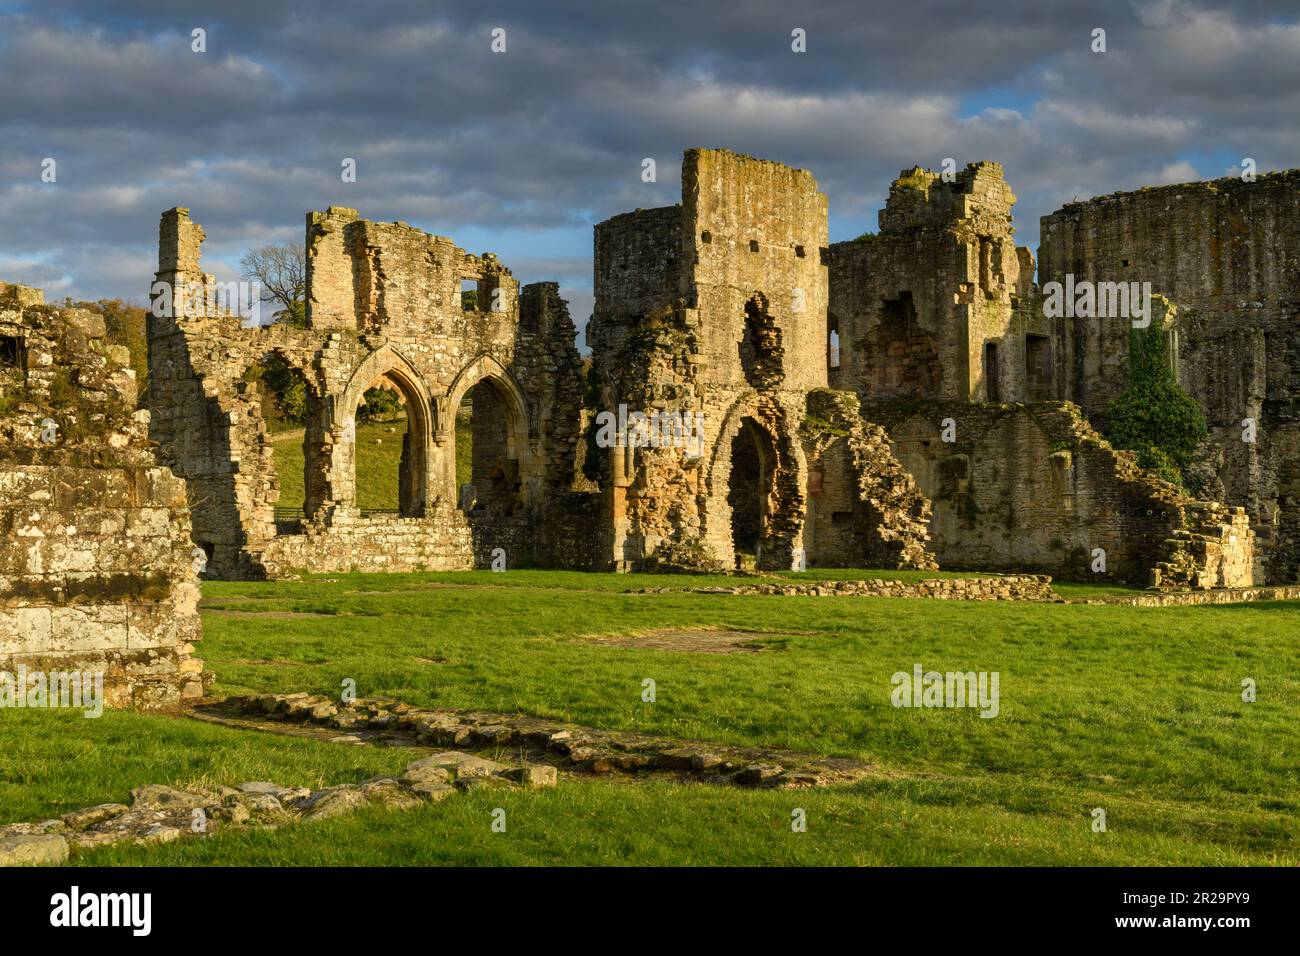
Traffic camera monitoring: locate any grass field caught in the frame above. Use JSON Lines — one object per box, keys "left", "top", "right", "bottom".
{"left": 4, "top": 569, "right": 1298, "bottom": 865}
{"left": 271, "top": 415, "right": 472, "bottom": 512}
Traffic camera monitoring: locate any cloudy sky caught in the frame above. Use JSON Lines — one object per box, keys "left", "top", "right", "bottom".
{"left": 1, "top": 0, "right": 1297, "bottom": 338}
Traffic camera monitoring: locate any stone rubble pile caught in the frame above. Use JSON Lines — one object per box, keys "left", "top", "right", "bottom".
{"left": 0, "top": 749, "right": 555, "bottom": 866}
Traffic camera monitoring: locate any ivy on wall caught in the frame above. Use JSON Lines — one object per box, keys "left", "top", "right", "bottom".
{"left": 1104, "top": 323, "right": 1207, "bottom": 489}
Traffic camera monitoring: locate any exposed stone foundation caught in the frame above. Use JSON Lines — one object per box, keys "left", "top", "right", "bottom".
{"left": 0, "top": 748, "right": 557, "bottom": 864}
{"left": 211, "top": 692, "right": 876, "bottom": 790}
{"left": 635, "top": 574, "right": 1055, "bottom": 601}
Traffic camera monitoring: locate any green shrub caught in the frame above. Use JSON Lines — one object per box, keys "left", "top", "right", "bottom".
{"left": 357, "top": 386, "right": 401, "bottom": 423}
{"left": 1104, "top": 324, "right": 1206, "bottom": 488}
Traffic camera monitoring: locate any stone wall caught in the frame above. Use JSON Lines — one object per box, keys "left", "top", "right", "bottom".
{"left": 831, "top": 162, "right": 1262, "bottom": 587}
{"left": 864, "top": 399, "right": 1254, "bottom": 586}
{"left": 147, "top": 207, "right": 590, "bottom": 579}
{"left": 136, "top": 152, "right": 1293, "bottom": 587}
{"left": 587, "top": 149, "right": 935, "bottom": 572}
{"left": 0, "top": 282, "right": 207, "bottom": 709}
{"left": 829, "top": 164, "right": 1045, "bottom": 406}
{"left": 1039, "top": 171, "right": 1300, "bottom": 580}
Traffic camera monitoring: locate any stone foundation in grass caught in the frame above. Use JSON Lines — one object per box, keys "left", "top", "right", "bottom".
{"left": 634, "top": 573, "right": 1057, "bottom": 601}
{"left": 203, "top": 692, "right": 877, "bottom": 790}
{"left": 0, "top": 749, "right": 556, "bottom": 865}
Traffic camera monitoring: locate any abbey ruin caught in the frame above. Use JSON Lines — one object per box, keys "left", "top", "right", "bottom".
{"left": 2, "top": 147, "right": 1293, "bottom": 707}
{"left": 132, "top": 148, "right": 1297, "bottom": 589}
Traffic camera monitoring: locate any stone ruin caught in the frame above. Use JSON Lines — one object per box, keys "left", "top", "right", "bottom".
{"left": 587, "top": 149, "right": 934, "bottom": 572}
{"left": 137, "top": 148, "right": 1295, "bottom": 588}
{"left": 1039, "top": 172, "right": 1300, "bottom": 582}
{"left": 0, "top": 283, "right": 207, "bottom": 709}
{"left": 830, "top": 162, "right": 1259, "bottom": 586}
{"left": 147, "top": 206, "right": 590, "bottom": 578}
{"left": 3, "top": 149, "right": 1287, "bottom": 716}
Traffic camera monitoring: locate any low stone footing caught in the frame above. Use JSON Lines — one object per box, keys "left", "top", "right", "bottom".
{"left": 635, "top": 574, "right": 1056, "bottom": 601}
{"left": 213, "top": 692, "right": 876, "bottom": 789}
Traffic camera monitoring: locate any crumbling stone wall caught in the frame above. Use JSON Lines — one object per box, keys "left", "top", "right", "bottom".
{"left": 800, "top": 389, "right": 936, "bottom": 569}
{"left": 0, "top": 282, "right": 207, "bottom": 708}
{"left": 588, "top": 149, "right": 935, "bottom": 571}
{"left": 1040, "top": 171, "right": 1300, "bottom": 580}
{"left": 830, "top": 164, "right": 1046, "bottom": 406}
{"left": 867, "top": 399, "right": 1253, "bottom": 585}
{"left": 832, "top": 163, "right": 1259, "bottom": 586}
{"left": 147, "top": 207, "right": 587, "bottom": 579}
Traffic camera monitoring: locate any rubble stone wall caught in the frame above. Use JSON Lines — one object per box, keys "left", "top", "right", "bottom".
{"left": 0, "top": 283, "right": 207, "bottom": 708}
{"left": 865, "top": 399, "right": 1255, "bottom": 586}
{"left": 1039, "top": 172, "right": 1300, "bottom": 580}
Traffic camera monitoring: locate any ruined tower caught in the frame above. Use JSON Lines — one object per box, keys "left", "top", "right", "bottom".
{"left": 588, "top": 149, "right": 934, "bottom": 572}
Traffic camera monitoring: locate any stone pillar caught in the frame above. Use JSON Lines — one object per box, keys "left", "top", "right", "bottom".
{"left": 306, "top": 206, "right": 360, "bottom": 329}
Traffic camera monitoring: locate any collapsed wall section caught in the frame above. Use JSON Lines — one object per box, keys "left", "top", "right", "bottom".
{"left": 865, "top": 399, "right": 1254, "bottom": 586}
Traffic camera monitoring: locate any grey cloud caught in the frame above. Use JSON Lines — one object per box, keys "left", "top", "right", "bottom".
{"left": 0, "top": 0, "right": 1295, "bottom": 307}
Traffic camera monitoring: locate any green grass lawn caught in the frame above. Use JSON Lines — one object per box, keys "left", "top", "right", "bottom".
{"left": 4, "top": 569, "right": 1298, "bottom": 865}
{"left": 272, "top": 415, "right": 471, "bottom": 512}
{"left": 273, "top": 419, "right": 411, "bottom": 513}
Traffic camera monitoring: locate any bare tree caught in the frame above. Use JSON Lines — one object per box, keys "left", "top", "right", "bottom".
{"left": 240, "top": 242, "right": 307, "bottom": 326}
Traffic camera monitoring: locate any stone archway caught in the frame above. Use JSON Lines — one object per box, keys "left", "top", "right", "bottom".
{"left": 335, "top": 346, "right": 435, "bottom": 517}
{"left": 727, "top": 416, "right": 775, "bottom": 561}
{"left": 703, "top": 396, "right": 806, "bottom": 570}
{"left": 444, "top": 354, "right": 534, "bottom": 517}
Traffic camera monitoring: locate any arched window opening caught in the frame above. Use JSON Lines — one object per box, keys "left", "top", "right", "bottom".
{"left": 352, "top": 370, "right": 425, "bottom": 518}
{"left": 728, "top": 417, "right": 774, "bottom": 568}
{"left": 457, "top": 378, "right": 522, "bottom": 518}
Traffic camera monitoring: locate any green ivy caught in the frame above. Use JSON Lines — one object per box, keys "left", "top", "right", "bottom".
{"left": 1104, "top": 324, "right": 1206, "bottom": 488}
